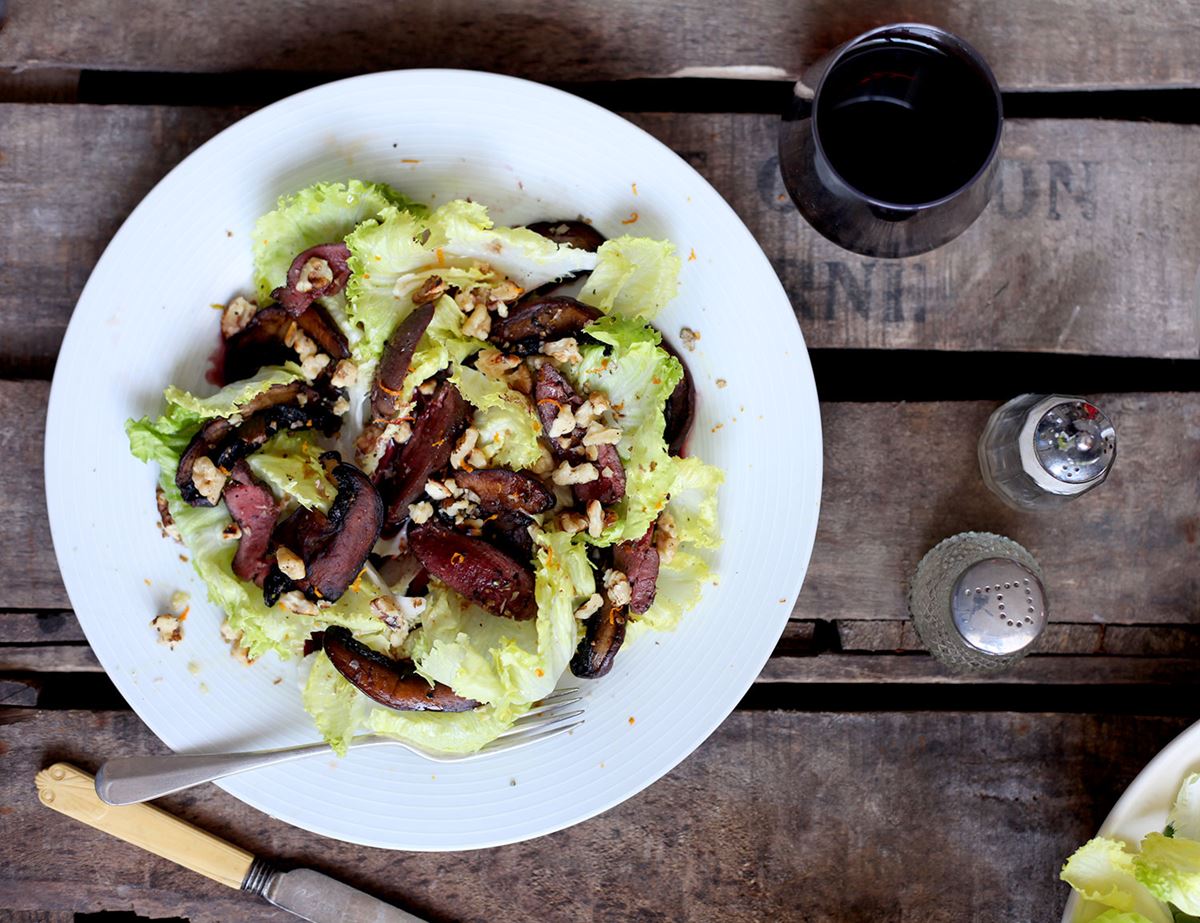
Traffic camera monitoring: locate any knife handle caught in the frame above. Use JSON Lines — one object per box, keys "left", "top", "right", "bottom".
{"left": 35, "top": 762, "right": 254, "bottom": 890}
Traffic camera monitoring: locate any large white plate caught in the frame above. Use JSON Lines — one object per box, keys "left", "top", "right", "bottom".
{"left": 1062, "top": 720, "right": 1200, "bottom": 921}
{"left": 45, "top": 70, "right": 821, "bottom": 850}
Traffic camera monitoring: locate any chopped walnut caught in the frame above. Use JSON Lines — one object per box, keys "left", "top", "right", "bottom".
{"left": 408, "top": 500, "right": 434, "bottom": 524}
{"left": 294, "top": 257, "right": 333, "bottom": 294}
{"left": 425, "top": 479, "right": 453, "bottom": 501}
{"left": 330, "top": 359, "right": 358, "bottom": 389}
{"left": 300, "top": 351, "right": 331, "bottom": 380}
{"left": 506, "top": 363, "right": 534, "bottom": 395}
{"left": 461, "top": 302, "right": 492, "bottom": 339}
{"left": 655, "top": 510, "right": 679, "bottom": 564}
{"left": 490, "top": 279, "right": 524, "bottom": 305}
{"left": 603, "top": 568, "right": 633, "bottom": 607}
{"left": 332, "top": 396, "right": 350, "bottom": 416}
{"left": 275, "top": 546, "right": 306, "bottom": 580}
{"left": 586, "top": 499, "right": 604, "bottom": 538}
{"left": 418, "top": 380, "right": 437, "bottom": 396}
{"left": 476, "top": 348, "right": 522, "bottom": 379}
{"left": 443, "top": 478, "right": 465, "bottom": 498}
{"left": 552, "top": 460, "right": 599, "bottom": 485}
{"left": 574, "top": 593, "right": 603, "bottom": 620}
{"left": 413, "top": 275, "right": 446, "bottom": 305}
{"left": 467, "top": 448, "right": 488, "bottom": 469}
{"left": 548, "top": 403, "right": 577, "bottom": 438}
{"left": 679, "top": 327, "right": 701, "bottom": 351}
{"left": 277, "top": 590, "right": 320, "bottom": 616}
{"left": 558, "top": 511, "right": 589, "bottom": 534}
{"left": 541, "top": 337, "right": 583, "bottom": 365}
{"left": 151, "top": 613, "right": 184, "bottom": 650}
{"left": 450, "top": 428, "right": 480, "bottom": 469}
{"left": 221, "top": 522, "right": 242, "bottom": 541}
{"left": 530, "top": 445, "right": 556, "bottom": 474}
{"left": 584, "top": 445, "right": 599, "bottom": 461}
{"left": 582, "top": 422, "right": 622, "bottom": 446}
{"left": 218, "top": 618, "right": 254, "bottom": 664}
{"left": 191, "top": 456, "right": 227, "bottom": 505}
{"left": 221, "top": 296, "right": 257, "bottom": 338}
{"left": 155, "top": 485, "right": 182, "bottom": 543}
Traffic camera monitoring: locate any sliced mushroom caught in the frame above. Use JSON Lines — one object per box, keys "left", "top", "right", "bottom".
{"left": 490, "top": 297, "right": 603, "bottom": 355}
{"left": 262, "top": 454, "right": 384, "bottom": 606}
{"left": 450, "top": 468, "right": 555, "bottom": 515}
{"left": 613, "top": 522, "right": 660, "bottom": 614}
{"left": 272, "top": 243, "right": 352, "bottom": 315}
{"left": 570, "top": 592, "right": 627, "bottom": 679}
{"left": 223, "top": 461, "right": 279, "bottom": 586}
{"left": 224, "top": 303, "right": 350, "bottom": 383}
{"left": 408, "top": 521, "right": 536, "bottom": 620}
{"left": 532, "top": 364, "right": 626, "bottom": 505}
{"left": 657, "top": 333, "right": 696, "bottom": 457}
{"left": 525, "top": 220, "right": 607, "bottom": 253}
{"left": 322, "top": 625, "right": 479, "bottom": 712}
{"left": 371, "top": 303, "right": 435, "bottom": 420}
{"left": 480, "top": 509, "right": 536, "bottom": 564}
{"left": 175, "top": 383, "right": 336, "bottom": 507}
{"left": 376, "top": 381, "right": 470, "bottom": 531}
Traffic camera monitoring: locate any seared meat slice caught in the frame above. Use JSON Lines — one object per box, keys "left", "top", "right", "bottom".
{"left": 409, "top": 521, "right": 536, "bottom": 620}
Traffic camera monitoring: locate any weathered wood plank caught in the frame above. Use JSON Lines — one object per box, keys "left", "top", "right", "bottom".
{"left": 0, "top": 645, "right": 100, "bottom": 672}
{"left": 3, "top": 0, "right": 1200, "bottom": 90}
{"left": 7, "top": 382, "right": 1198, "bottom": 625}
{"left": 0, "top": 612, "right": 85, "bottom": 644}
{"left": 1, "top": 106, "right": 1199, "bottom": 373}
{"left": 1, "top": 708, "right": 1186, "bottom": 921}
{"left": 0, "top": 678, "right": 39, "bottom": 707}
{"left": 761, "top": 653, "right": 1200, "bottom": 685}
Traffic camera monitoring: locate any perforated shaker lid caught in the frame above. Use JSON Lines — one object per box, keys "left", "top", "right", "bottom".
{"left": 951, "top": 558, "right": 1047, "bottom": 655}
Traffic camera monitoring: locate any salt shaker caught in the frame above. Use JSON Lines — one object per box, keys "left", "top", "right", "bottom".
{"left": 978, "top": 394, "right": 1116, "bottom": 511}
{"left": 908, "top": 532, "right": 1047, "bottom": 673}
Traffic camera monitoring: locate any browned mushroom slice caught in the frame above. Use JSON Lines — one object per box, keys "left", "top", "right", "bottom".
{"left": 271, "top": 243, "right": 352, "bottom": 315}
{"left": 370, "top": 303, "right": 435, "bottom": 420}
{"left": 223, "top": 462, "right": 279, "bottom": 586}
{"left": 480, "top": 509, "right": 536, "bottom": 564}
{"left": 174, "top": 383, "right": 335, "bottom": 507}
{"left": 532, "top": 362, "right": 584, "bottom": 444}
{"left": 657, "top": 333, "right": 696, "bottom": 457}
{"left": 490, "top": 297, "right": 603, "bottom": 355}
{"left": 262, "top": 454, "right": 384, "bottom": 606}
{"left": 451, "top": 468, "right": 555, "bottom": 515}
{"left": 573, "top": 443, "right": 626, "bottom": 506}
{"left": 223, "top": 303, "right": 350, "bottom": 383}
{"left": 376, "top": 382, "right": 470, "bottom": 531}
{"left": 570, "top": 593, "right": 627, "bottom": 679}
{"left": 525, "top": 221, "right": 607, "bottom": 253}
{"left": 322, "top": 626, "right": 479, "bottom": 712}
{"left": 409, "top": 522, "right": 537, "bottom": 620}
{"left": 613, "top": 522, "right": 660, "bottom": 614}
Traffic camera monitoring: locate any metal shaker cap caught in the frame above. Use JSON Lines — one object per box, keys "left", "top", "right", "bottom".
{"left": 951, "top": 558, "right": 1047, "bottom": 655}
{"left": 1019, "top": 396, "right": 1116, "bottom": 495}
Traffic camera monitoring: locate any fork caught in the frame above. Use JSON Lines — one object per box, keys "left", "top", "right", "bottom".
{"left": 95, "top": 688, "right": 584, "bottom": 806}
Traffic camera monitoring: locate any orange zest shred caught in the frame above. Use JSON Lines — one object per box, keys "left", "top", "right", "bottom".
{"left": 378, "top": 382, "right": 407, "bottom": 397}
{"left": 435, "top": 247, "right": 446, "bottom": 267}
{"left": 177, "top": 606, "right": 190, "bottom": 621}
{"left": 621, "top": 211, "right": 639, "bottom": 225}
{"left": 402, "top": 158, "right": 421, "bottom": 164}
{"left": 451, "top": 552, "right": 465, "bottom": 565}
{"left": 631, "top": 182, "right": 638, "bottom": 196}
{"left": 688, "top": 248, "right": 697, "bottom": 261}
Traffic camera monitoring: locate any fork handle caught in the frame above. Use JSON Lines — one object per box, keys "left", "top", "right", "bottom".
{"left": 95, "top": 738, "right": 340, "bottom": 805}
{"left": 36, "top": 763, "right": 254, "bottom": 889}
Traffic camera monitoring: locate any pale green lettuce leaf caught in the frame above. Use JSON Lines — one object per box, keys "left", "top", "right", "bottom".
{"left": 579, "top": 235, "right": 681, "bottom": 319}
{"left": 1135, "top": 833, "right": 1200, "bottom": 916}
{"left": 626, "top": 550, "right": 712, "bottom": 642}
{"left": 163, "top": 364, "right": 304, "bottom": 420}
{"left": 245, "top": 431, "right": 335, "bottom": 513}
{"left": 408, "top": 531, "right": 588, "bottom": 708}
{"left": 303, "top": 651, "right": 371, "bottom": 756}
{"left": 663, "top": 455, "right": 724, "bottom": 550}
{"left": 367, "top": 702, "right": 522, "bottom": 754}
{"left": 450, "top": 365, "right": 543, "bottom": 469}
{"left": 1087, "top": 913, "right": 1161, "bottom": 923}
{"left": 402, "top": 295, "right": 483, "bottom": 398}
{"left": 1061, "top": 838, "right": 1172, "bottom": 923}
{"left": 426, "top": 199, "right": 597, "bottom": 291}
{"left": 252, "top": 180, "right": 420, "bottom": 304}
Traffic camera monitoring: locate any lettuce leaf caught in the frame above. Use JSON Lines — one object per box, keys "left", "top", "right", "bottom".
{"left": 302, "top": 650, "right": 370, "bottom": 756}
{"left": 426, "top": 199, "right": 597, "bottom": 291}
{"left": 626, "top": 549, "right": 712, "bottom": 641}
{"left": 253, "top": 181, "right": 417, "bottom": 304}
{"left": 580, "top": 236, "right": 681, "bottom": 320}
{"left": 1061, "top": 838, "right": 1172, "bottom": 923}
{"left": 1134, "top": 833, "right": 1200, "bottom": 916}
{"left": 366, "top": 701, "right": 522, "bottom": 754}
{"left": 450, "top": 365, "right": 544, "bottom": 470}
{"left": 662, "top": 455, "right": 724, "bottom": 550}
{"left": 1170, "top": 775, "right": 1200, "bottom": 842}
{"left": 407, "top": 531, "right": 588, "bottom": 709}
{"left": 402, "top": 295, "right": 483, "bottom": 398}
{"left": 245, "top": 431, "right": 335, "bottom": 513}
{"left": 1087, "top": 913, "right": 1162, "bottom": 923}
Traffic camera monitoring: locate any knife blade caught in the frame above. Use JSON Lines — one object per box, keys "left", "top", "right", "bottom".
{"left": 35, "top": 763, "right": 427, "bottom": 923}
{"left": 253, "top": 865, "right": 425, "bottom": 923}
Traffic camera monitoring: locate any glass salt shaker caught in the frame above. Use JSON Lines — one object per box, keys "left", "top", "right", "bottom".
{"left": 978, "top": 394, "right": 1116, "bottom": 511}
{"left": 908, "top": 532, "right": 1047, "bottom": 673}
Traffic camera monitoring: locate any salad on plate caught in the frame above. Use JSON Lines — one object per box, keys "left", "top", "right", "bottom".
{"left": 128, "top": 180, "right": 723, "bottom": 755}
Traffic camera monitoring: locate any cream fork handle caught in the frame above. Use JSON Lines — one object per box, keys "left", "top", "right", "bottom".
{"left": 35, "top": 762, "right": 254, "bottom": 889}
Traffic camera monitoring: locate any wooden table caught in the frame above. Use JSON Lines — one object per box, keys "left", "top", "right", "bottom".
{"left": 2, "top": 3, "right": 1199, "bottom": 921}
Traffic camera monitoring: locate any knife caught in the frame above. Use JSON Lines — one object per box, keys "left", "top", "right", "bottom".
{"left": 35, "top": 762, "right": 426, "bottom": 922}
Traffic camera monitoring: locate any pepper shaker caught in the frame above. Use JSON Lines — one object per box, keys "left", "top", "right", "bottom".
{"left": 978, "top": 394, "right": 1116, "bottom": 511}
{"left": 908, "top": 532, "right": 1048, "bottom": 673}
